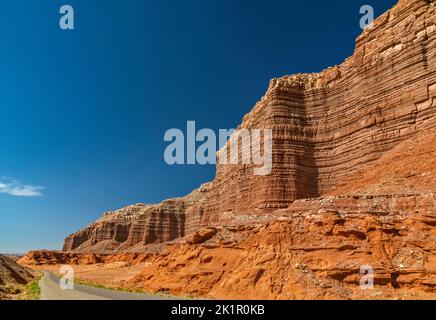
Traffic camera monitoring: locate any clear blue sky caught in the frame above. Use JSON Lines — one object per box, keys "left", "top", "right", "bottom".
{"left": 0, "top": 0, "right": 397, "bottom": 253}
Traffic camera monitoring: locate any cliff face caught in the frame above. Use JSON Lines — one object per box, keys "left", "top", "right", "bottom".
{"left": 25, "top": 128, "right": 435, "bottom": 299}
{"left": 126, "top": 128, "right": 435, "bottom": 299}
{"left": 201, "top": 0, "right": 436, "bottom": 217}
{"left": 64, "top": 0, "right": 436, "bottom": 253}
{"left": 128, "top": 195, "right": 436, "bottom": 300}
{"left": 63, "top": 183, "right": 212, "bottom": 252}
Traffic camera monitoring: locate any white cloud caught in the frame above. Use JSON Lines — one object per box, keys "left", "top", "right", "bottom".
{"left": 0, "top": 178, "right": 44, "bottom": 197}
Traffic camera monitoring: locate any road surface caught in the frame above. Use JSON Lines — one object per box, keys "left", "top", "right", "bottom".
{"left": 39, "top": 271, "right": 173, "bottom": 300}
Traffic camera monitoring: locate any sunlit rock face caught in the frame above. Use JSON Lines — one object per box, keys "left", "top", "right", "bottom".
{"left": 63, "top": 0, "right": 436, "bottom": 253}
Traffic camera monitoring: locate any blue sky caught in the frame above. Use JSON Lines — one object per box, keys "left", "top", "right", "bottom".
{"left": 0, "top": 0, "right": 397, "bottom": 253}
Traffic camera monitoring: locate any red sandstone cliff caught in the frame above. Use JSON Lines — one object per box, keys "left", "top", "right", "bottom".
{"left": 22, "top": 130, "right": 436, "bottom": 299}
{"left": 124, "top": 128, "right": 435, "bottom": 299}
{"left": 20, "top": 0, "right": 436, "bottom": 300}
{"left": 63, "top": 183, "right": 212, "bottom": 252}
{"left": 63, "top": 0, "right": 435, "bottom": 259}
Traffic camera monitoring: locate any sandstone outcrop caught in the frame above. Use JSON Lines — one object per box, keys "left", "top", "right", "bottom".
{"left": 126, "top": 193, "right": 435, "bottom": 300}
{"left": 124, "top": 129, "right": 436, "bottom": 299}
{"left": 202, "top": 0, "right": 436, "bottom": 217}
{"left": 63, "top": 0, "right": 435, "bottom": 253}
{"left": 63, "top": 183, "right": 212, "bottom": 252}
{"left": 27, "top": 126, "right": 434, "bottom": 299}
{"left": 0, "top": 255, "right": 35, "bottom": 300}
{"left": 18, "top": 251, "right": 153, "bottom": 266}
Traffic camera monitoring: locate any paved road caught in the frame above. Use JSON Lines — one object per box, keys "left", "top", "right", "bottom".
{"left": 39, "top": 271, "right": 173, "bottom": 300}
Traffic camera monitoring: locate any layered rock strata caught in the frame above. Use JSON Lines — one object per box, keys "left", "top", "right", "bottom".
{"left": 64, "top": 0, "right": 436, "bottom": 253}
{"left": 63, "top": 183, "right": 212, "bottom": 252}
{"left": 126, "top": 193, "right": 435, "bottom": 300}
{"left": 202, "top": 0, "right": 436, "bottom": 217}
{"left": 23, "top": 128, "right": 436, "bottom": 299}
{"left": 124, "top": 130, "right": 436, "bottom": 299}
